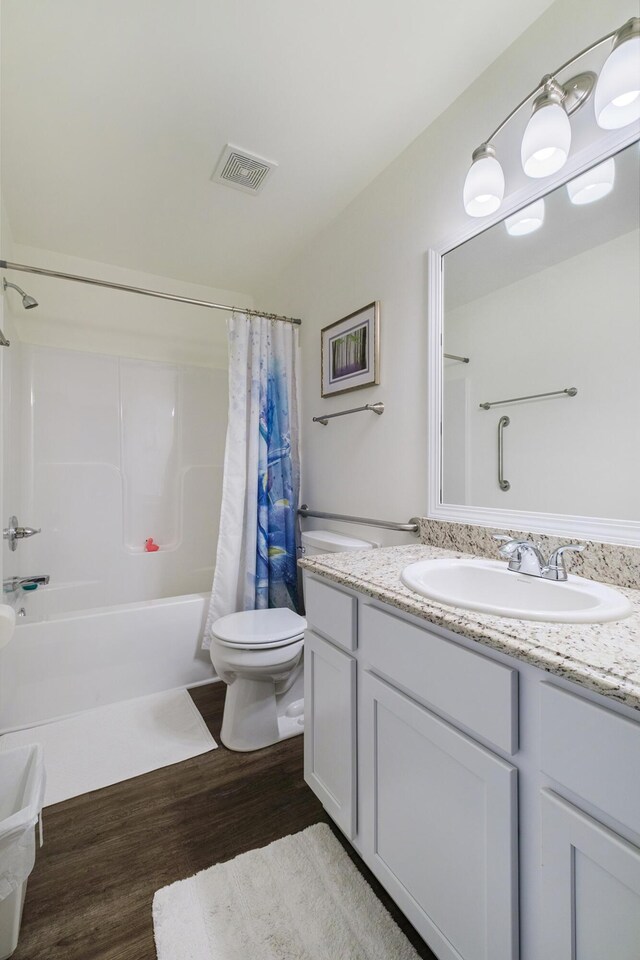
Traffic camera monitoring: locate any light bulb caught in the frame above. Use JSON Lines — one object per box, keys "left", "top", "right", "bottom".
{"left": 463, "top": 144, "right": 505, "bottom": 217}
{"left": 595, "top": 20, "right": 640, "bottom": 129}
{"left": 521, "top": 93, "right": 572, "bottom": 178}
{"left": 505, "top": 199, "right": 545, "bottom": 236}
{"left": 567, "top": 157, "right": 616, "bottom": 205}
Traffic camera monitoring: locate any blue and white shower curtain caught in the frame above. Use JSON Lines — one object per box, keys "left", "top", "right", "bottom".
{"left": 204, "top": 313, "right": 301, "bottom": 646}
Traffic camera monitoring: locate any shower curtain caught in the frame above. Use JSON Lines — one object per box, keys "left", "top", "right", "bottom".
{"left": 204, "top": 313, "right": 301, "bottom": 647}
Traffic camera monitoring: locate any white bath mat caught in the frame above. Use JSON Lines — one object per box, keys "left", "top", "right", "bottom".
{"left": 153, "top": 822, "right": 421, "bottom": 960}
{"left": 0, "top": 688, "right": 216, "bottom": 806}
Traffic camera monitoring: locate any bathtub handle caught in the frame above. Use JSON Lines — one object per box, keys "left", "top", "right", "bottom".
{"left": 3, "top": 516, "right": 42, "bottom": 552}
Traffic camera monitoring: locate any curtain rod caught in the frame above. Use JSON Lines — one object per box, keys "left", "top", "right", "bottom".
{"left": 0, "top": 259, "right": 302, "bottom": 325}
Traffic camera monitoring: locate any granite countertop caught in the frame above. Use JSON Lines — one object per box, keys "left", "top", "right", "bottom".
{"left": 299, "top": 544, "right": 640, "bottom": 712}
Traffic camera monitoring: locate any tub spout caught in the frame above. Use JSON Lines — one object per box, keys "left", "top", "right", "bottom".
{"left": 3, "top": 575, "right": 50, "bottom": 593}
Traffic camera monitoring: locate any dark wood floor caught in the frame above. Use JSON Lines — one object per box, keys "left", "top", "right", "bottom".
{"left": 12, "top": 682, "right": 436, "bottom": 960}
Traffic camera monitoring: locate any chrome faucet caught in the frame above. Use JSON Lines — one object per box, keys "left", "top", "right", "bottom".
{"left": 493, "top": 536, "right": 584, "bottom": 582}
{"left": 3, "top": 574, "right": 50, "bottom": 594}
{"left": 3, "top": 516, "right": 41, "bottom": 552}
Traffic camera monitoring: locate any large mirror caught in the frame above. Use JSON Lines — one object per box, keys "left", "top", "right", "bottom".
{"left": 437, "top": 139, "right": 640, "bottom": 542}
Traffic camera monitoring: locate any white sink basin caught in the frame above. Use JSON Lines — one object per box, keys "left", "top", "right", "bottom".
{"left": 400, "top": 558, "right": 633, "bottom": 624}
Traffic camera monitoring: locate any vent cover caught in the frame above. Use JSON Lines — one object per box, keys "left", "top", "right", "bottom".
{"left": 212, "top": 145, "right": 277, "bottom": 194}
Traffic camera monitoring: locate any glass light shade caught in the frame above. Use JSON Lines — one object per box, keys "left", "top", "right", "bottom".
{"left": 463, "top": 152, "right": 505, "bottom": 217}
{"left": 595, "top": 34, "right": 640, "bottom": 129}
{"left": 521, "top": 101, "right": 571, "bottom": 178}
{"left": 567, "top": 157, "right": 616, "bottom": 205}
{"left": 505, "top": 199, "right": 545, "bottom": 236}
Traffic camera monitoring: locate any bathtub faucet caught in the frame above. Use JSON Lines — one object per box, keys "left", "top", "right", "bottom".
{"left": 3, "top": 574, "right": 50, "bottom": 594}
{"left": 3, "top": 515, "right": 41, "bottom": 551}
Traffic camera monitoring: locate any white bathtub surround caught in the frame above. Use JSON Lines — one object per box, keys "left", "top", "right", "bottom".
{"left": 206, "top": 314, "right": 302, "bottom": 646}
{"left": 0, "top": 605, "right": 15, "bottom": 650}
{"left": 418, "top": 518, "right": 640, "bottom": 591}
{"left": 299, "top": 544, "right": 640, "bottom": 710}
{"left": 0, "top": 594, "right": 213, "bottom": 733}
{"left": 153, "top": 822, "right": 419, "bottom": 960}
{"left": 0, "top": 689, "right": 216, "bottom": 807}
{"left": 4, "top": 343, "right": 226, "bottom": 619}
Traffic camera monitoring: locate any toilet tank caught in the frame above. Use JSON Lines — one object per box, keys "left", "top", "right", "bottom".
{"left": 300, "top": 529, "right": 377, "bottom": 556}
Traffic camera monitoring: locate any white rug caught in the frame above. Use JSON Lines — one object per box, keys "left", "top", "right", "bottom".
{"left": 153, "top": 823, "right": 421, "bottom": 960}
{"left": 0, "top": 688, "right": 217, "bottom": 806}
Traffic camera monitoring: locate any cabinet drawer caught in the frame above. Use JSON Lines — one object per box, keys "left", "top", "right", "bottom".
{"left": 540, "top": 683, "right": 640, "bottom": 835}
{"left": 360, "top": 603, "right": 517, "bottom": 754}
{"left": 304, "top": 575, "right": 357, "bottom": 652}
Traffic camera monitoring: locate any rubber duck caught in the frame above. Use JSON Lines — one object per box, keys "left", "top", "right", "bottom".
{"left": 144, "top": 538, "right": 160, "bottom": 552}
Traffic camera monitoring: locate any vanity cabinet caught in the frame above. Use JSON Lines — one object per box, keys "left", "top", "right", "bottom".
{"left": 540, "top": 790, "right": 640, "bottom": 960}
{"left": 302, "top": 571, "right": 640, "bottom": 960}
{"left": 538, "top": 682, "right": 640, "bottom": 960}
{"left": 303, "top": 628, "right": 357, "bottom": 838}
{"left": 360, "top": 672, "right": 518, "bottom": 960}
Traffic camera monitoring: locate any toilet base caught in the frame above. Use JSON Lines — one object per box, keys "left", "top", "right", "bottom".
{"left": 277, "top": 697, "right": 305, "bottom": 742}
{"left": 220, "top": 662, "right": 304, "bottom": 752}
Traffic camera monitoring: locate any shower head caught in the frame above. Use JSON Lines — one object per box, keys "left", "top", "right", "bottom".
{"left": 3, "top": 277, "right": 38, "bottom": 309}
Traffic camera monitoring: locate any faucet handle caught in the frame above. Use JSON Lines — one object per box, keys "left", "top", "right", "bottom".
{"left": 493, "top": 535, "right": 526, "bottom": 554}
{"left": 494, "top": 537, "right": 546, "bottom": 576}
{"left": 492, "top": 534, "right": 516, "bottom": 554}
{"left": 546, "top": 543, "right": 584, "bottom": 581}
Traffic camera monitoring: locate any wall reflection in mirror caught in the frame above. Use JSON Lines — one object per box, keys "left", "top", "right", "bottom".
{"left": 442, "top": 140, "right": 639, "bottom": 522}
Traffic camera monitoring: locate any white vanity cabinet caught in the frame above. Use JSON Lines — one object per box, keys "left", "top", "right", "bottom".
{"left": 539, "top": 790, "right": 640, "bottom": 960}
{"left": 538, "top": 683, "right": 640, "bottom": 960}
{"left": 303, "top": 632, "right": 357, "bottom": 838}
{"left": 301, "top": 571, "right": 640, "bottom": 960}
{"left": 359, "top": 672, "right": 518, "bottom": 960}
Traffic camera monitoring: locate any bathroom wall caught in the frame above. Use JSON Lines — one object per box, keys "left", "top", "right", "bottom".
{"left": 8, "top": 343, "right": 227, "bottom": 618}
{"left": 255, "top": 0, "right": 638, "bottom": 546}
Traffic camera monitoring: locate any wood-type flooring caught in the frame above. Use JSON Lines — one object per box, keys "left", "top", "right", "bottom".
{"left": 11, "top": 681, "right": 436, "bottom": 960}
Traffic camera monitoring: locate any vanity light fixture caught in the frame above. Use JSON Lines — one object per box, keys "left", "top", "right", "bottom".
{"left": 520, "top": 79, "right": 572, "bottom": 178}
{"left": 567, "top": 157, "right": 616, "bottom": 205}
{"left": 595, "top": 18, "right": 640, "bottom": 129}
{"left": 463, "top": 17, "right": 639, "bottom": 217}
{"left": 462, "top": 144, "right": 505, "bottom": 217}
{"left": 505, "top": 198, "right": 545, "bottom": 236}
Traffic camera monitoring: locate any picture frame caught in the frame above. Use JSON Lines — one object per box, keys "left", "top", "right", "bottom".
{"left": 321, "top": 301, "right": 380, "bottom": 397}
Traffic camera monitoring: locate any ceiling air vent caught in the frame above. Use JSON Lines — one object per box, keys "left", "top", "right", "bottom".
{"left": 212, "top": 145, "right": 277, "bottom": 195}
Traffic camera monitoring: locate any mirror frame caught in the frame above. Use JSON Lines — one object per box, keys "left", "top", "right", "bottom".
{"left": 427, "top": 125, "right": 640, "bottom": 546}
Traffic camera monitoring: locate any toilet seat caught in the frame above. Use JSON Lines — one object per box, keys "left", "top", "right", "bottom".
{"left": 212, "top": 608, "right": 307, "bottom": 650}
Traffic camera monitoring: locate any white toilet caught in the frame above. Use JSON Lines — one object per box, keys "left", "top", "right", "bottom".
{"left": 209, "top": 529, "right": 375, "bottom": 751}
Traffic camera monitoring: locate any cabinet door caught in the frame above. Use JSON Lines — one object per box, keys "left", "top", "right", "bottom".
{"left": 304, "top": 629, "right": 356, "bottom": 838}
{"left": 360, "top": 671, "right": 518, "bottom": 960}
{"left": 540, "top": 789, "right": 640, "bottom": 960}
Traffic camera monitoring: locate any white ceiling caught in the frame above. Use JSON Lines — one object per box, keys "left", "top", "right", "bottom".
{"left": 1, "top": 0, "right": 556, "bottom": 293}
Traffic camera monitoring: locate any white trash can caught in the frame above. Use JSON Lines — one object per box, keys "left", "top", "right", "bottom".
{"left": 0, "top": 744, "right": 45, "bottom": 960}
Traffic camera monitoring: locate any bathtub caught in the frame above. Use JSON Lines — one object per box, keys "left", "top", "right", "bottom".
{"left": 0, "top": 593, "right": 215, "bottom": 734}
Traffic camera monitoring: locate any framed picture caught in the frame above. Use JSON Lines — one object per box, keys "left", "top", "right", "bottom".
{"left": 321, "top": 301, "right": 380, "bottom": 397}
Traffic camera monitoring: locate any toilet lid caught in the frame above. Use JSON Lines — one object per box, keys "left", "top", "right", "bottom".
{"left": 211, "top": 608, "right": 307, "bottom": 648}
